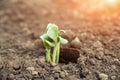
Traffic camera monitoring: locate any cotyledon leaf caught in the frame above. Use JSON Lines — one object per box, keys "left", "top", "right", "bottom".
{"left": 45, "top": 40, "right": 55, "bottom": 47}
{"left": 47, "top": 24, "right": 58, "bottom": 42}
{"left": 59, "top": 36, "right": 68, "bottom": 44}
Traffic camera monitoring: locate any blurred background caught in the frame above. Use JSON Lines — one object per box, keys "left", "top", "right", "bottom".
{"left": 0, "top": 0, "right": 120, "bottom": 38}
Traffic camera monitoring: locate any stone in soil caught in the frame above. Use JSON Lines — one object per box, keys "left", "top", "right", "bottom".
{"left": 50, "top": 62, "right": 57, "bottom": 67}
{"left": 32, "top": 71, "right": 38, "bottom": 75}
{"left": 70, "top": 37, "right": 81, "bottom": 49}
{"left": 111, "top": 76, "right": 116, "bottom": 80}
{"left": 61, "top": 30, "right": 76, "bottom": 42}
{"left": 98, "top": 73, "right": 108, "bottom": 80}
{"left": 13, "top": 63, "right": 21, "bottom": 70}
{"left": 54, "top": 73, "right": 60, "bottom": 79}
{"left": 95, "top": 51, "right": 104, "bottom": 60}
{"left": 53, "top": 66, "right": 61, "bottom": 72}
{"left": 26, "top": 67, "right": 35, "bottom": 72}
{"left": 60, "top": 71, "right": 66, "bottom": 78}
{"left": 8, "top": 74, "right": 15, "bottom": 80}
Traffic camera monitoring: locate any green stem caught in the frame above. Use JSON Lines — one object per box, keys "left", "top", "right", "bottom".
{"left": 52, "top": 43, "right": 58, "bottom": 63}
{"left": 46, "top": 49, "right": 51, "bottom": 62}
{"left": 56, "top": 42, "right": 60, "bottom": 64}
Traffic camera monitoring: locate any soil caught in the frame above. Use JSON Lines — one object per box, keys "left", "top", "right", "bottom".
{"left": 0, "top": 0, "right": 120, "bottom": 80}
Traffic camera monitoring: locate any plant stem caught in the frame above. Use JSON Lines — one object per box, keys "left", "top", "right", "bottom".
{"left": 52, "top": 43, "right": 58, "bottom": 63}
{"left": 56, "top": 42, "right": 60, "bottom": 63}
{"left": 46, "top": 49, "right": 51, "bottom": 62}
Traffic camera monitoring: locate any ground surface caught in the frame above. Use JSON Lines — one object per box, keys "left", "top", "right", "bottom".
{"left": 0, "top": 0, "right": 120, "bottom": 80}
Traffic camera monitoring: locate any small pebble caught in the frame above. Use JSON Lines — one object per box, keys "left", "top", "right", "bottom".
{"left": 60, "top": 72, "right": 66, "bottom": 78}
{"left": 99, "top": 73, "right": 108, "bottom": 80}
{"left": 26, "top": 67, "right": 35, "bottom": 71}
{"left": 89, "top": 59, "right": 96, "bottom": 65}
{"left": 111, "top": 76, "right": 116, "bottom": 80}
{"left": 93, "top": 41, "right": 103, "bottom": 49}
{"left": 39, "top": 56, "right": 45, "bottom": 64}
{"left": 95, "top": 51, "right": 104, "bottom": 60}
{"left": 50, "top": 62, "right": 57, "bottom": 67}
{"left": 70, "top": 37, "right": 81, "bottom": 48}
{"left": 32, "top": 71, "right": 38, "bottom": 75}
{"left": 8, "top": 74, "right": 14, "bottom": 80}
{"left": 64, "top": 70, "right": 68, "bottom": 76}
{"left": 13, "top": 63, "right": 21, "bottom": 70}
{"left": 54, "top": 73, "right": 59, "bottom": 79}
{"left": 61, "top": 30, "right": 75, "bottom": 41}
{"left": 111, "top": 65, "right": 116, "bottom": 69}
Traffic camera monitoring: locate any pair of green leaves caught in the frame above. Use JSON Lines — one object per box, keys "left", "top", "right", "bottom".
{"left": 40, "top": 23, "right": 68, "bottom": 49}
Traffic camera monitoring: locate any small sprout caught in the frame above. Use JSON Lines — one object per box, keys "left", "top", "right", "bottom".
{"left": 40, "top": 23, "right": 68, "bottom": 63}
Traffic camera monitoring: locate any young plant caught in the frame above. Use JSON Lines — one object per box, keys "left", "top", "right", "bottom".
{"left": 40, "top": 23, "right": 68, "bottom": 63}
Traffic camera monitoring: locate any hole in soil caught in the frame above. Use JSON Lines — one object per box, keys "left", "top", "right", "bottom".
{"left": 59, "top": 48, "right": 80, "bottom": 64}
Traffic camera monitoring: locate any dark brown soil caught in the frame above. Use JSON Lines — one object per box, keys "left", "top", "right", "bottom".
{"left": 0, "top": 0, "right": 120, "bottom": 80}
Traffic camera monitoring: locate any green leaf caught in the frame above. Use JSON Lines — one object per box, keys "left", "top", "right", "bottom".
{"left": 59, "top": 36, "right": 68, "bottom": 44}
{"left": 45, "top": 40, "right": 55, "bottom": 47}
{"left": 46, "top": 24, "right": 51, "bottom": 32}
{"left": 40, "top": 34, "right": 48, "bottom": 41}
{"left": 44, "top": 41, "right": 51, "bottom": 49}
{"left": 47, "top": 23, "right": 58, "bottom": 42}
{"left": 40, "top": 34, "right": 51, "bottom": 49}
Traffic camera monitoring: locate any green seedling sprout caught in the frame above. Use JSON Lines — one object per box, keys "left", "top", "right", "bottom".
{"left": 40, "top": 23, "right": 68, "bottom": 63}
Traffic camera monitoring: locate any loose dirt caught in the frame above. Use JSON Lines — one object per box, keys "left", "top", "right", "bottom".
{"left": 0, "top": 0, "right": 120, "bottom": 80}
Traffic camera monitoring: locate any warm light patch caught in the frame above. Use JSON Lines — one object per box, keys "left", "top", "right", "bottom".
{"left": 106, "top": 0, "right": 116, "bottom": 4}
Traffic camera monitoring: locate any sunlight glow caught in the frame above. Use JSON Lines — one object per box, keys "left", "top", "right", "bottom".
{"left": 106, "top": 0, "right": 116, "bottom": 4}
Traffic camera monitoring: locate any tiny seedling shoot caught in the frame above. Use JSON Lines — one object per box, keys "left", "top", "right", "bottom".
{"left": 40, "top": 23, "right": 68, "bottom": 64}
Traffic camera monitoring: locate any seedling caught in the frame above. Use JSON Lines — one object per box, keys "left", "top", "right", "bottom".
{"left": 40, "top": 23, "right": 68, "bottom": 64}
